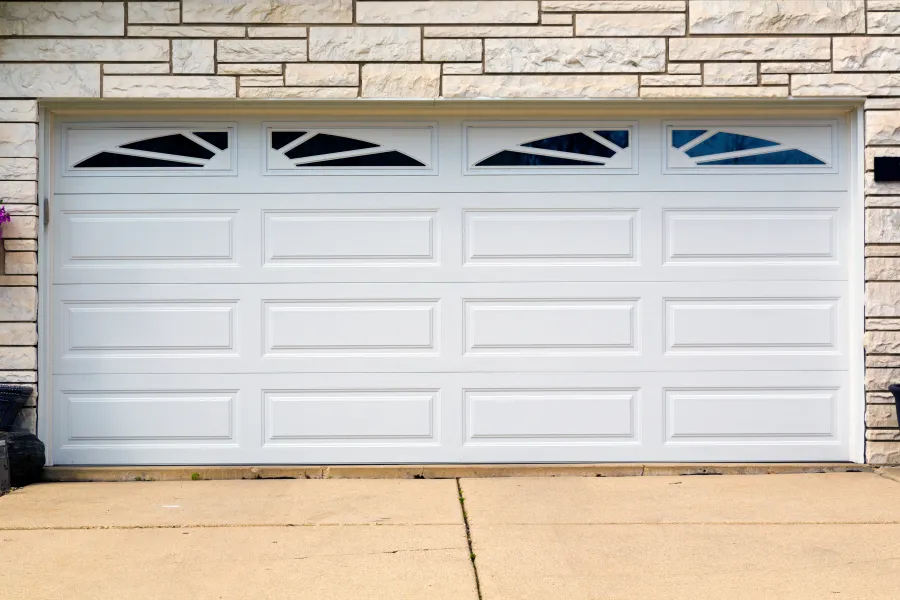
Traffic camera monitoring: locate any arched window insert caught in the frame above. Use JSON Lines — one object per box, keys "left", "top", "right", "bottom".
{"left": 73, "top": 131, "right": 229, "bottom": 169}
{"left": 671, "top": 129, "right": 825, "bottom": 166}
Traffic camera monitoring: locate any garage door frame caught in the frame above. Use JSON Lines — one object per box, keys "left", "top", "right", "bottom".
{"left": 35, "top": 100, "right": 867, "bottom": 466}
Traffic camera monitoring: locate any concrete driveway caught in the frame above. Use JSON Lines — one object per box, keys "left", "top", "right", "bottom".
{"left": 2, "top": 472, "right": 900, "bottom": 599}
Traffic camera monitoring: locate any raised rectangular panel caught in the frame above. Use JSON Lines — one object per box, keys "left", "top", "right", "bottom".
{"left": 62, "top": 301, "right": 236, "bottom": 355}
{"left": 666, "top": 388, "right": 836, "bottom": 440}
{"left": 62, "top": 211, "right": 235, "bottom": 266}
{"left": 65, "top": 391, "right": 235, "bottom": 441}
{"left": 664, "top": 209, "right": 837, "bottom": 263}
{"left": 665, "top": 299, "right": 838, "bottom": 354}
{"left": 264, "top": 210, "right": 437, "bottom": 265}
{"left": 265, "top": 300, "right": 438, "bottom": 355}
{"left": 264, "top": 390, "right": 436, "bottom": 442}
{"left": 465, "top": 389, "right": 637, "bottom": 442}
{"left": 464, "top": 210, "right": 637, "bottom": 264}
{"left": 464, "top": 299, "right": 638, "bottom": 355}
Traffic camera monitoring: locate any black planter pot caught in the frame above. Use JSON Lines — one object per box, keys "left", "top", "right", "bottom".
{"left": 0, "top": 432, "right": 44, "bottom": 486}
{"left": 890, "top": 384, "right": 900, "bottom": 409}
{"left": 0, "top": 384, "right": 32, "bottom": 431}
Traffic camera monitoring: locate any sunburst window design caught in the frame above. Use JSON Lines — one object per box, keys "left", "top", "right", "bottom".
{"left": 72, "top": 131, "right": 230, "bottom": 169}
{"left": 671, "top": 129, "right": 825, "bottom": 166}
{"left": 271, "top": 131, "right": 426, "bottom": 168}
{"left": 473, "top": 130, "right": 630, "bottom": 168}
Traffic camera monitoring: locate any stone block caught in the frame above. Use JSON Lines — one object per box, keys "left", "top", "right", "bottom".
{"left": 870, "top": 1, "right": 900, "bottom": 9}
{"left": 173, "top": 40, "right": 215, "bottom": 74}
{"left": 0, "top": 159, "right": 36, "bottom": 181}
{"left": 867, "top": 429, "right": 900, "bottom": 441}
{"left": 0, "top": 64, "right": 100, "bottom": 98}
{"left": 793, "top": 73, "right": 900, "bottom": 97}
{"left": 869, "top": 318, "right": 900, "bottom": 331}
{"left": 689, "top": 0, "right": 865, "bottom": 34}
{"left": 869, "top": 355, "right": 900, "bottom": 368}
{"left": 357, "top": 1, "right": 538, "bottom": 24}
{"left": 442, "top": 74, "right": 638, "bottom": 98}
{"left": 868, "top": 173, "right": 900, "bottom": 195}
{"left": 128, "top": 26, "right": 246, "bottom": 37}
{"left": 834, "top": 37, "right": 900, "bottom": 72}
{"left": 760, "top": 62, "right": 832, "bottom": 74}
{"left": 868, "top": 283, "right": 900, "bottom": 317}
{"left": 309, "top": 27, "right": 421, "bottom": 62}
{"left": 669, "top": 37, "right": 831, "bottom": 61}
{"left": 443, "top": 63, "right": 483, "bottom": 75}
{"left": 866, "top": 331, "right": 900, "bottom": 354}
{"left": 704, "top": 62, "right": 757, "bottom": 86}
{"left": 542, "top": 13, "right": 573, "bottom": 25}
{"left": 868, "top": 246, "right": 900, "bottom": 258}
{"left": 4, "top": 205, "right": 36, "bottom": 217}
{"left": 668, "top": 63, "right": 701, "bottom": 74}
{"left": 217, "top": 40, "right": 306, "bottom": 63}
{"left": 239, "top": 87, "right": 358, "bottom": 98}
{"left": 869, "top": 11, "right": 900, "bottom": 35}
{"left": 761, "top": 74, "right": 789, "bottom": 85}
{"left": 0, "top": 347, "right": 34, "bottom": 370}
{"left": 0, "top": 38, "right": 168, "bottom": 62}
{"left": 867, "top": 367, "right": 900, "bottom": 391}
{"left": 641, "top": 86, "right": 787, "bottom": 98}
{"left": 866, "top": 441, "right": 900, "bottom": 464}
{"left": 4, "top": 240, "right": 35, "bottom": 252}
{"left": 640, "top": 74, "right": 702, "bottom": 86}
{"left": 0, "top": 101, "right": 37, "bottom": 122}
{"left": 4, "top": 252, "right": 36, "bottom": 276}
{"left": 867, "top": 209, "right": 900, "bottom": 243}
{"left": 104, "top": 76, "right": 237, "bottom": 98}
{"left": 248, "top": 27, "right": 308, "bottom": 38}
{"left": 867, "top": 195, "right": 900, "bottom": 208}
{"left": 867, "top": 112, "right": 900, "bottom": 145}
{"left": 0, "top": 371, "right": 36, "bottom": 384}
{"left": 484, "top": 38, "right": 665, "bottom": 73}
{"left": 0, "top": 182, "right": 35, "bottom": 204}
{"left": 543, "top": 1, "right": 685, "bottom": 10}
{"left": 103, "top": 63, "right": 171, "bottom": 75}
{"left": 2, "top": 216, "right": 37, "bottom": 240}
{"left": 0, "top": 2, "right": 124, "bottom": 36}
{"left": 285, "top": 64, "right": 358, "bottom": 86}
{"left": 869, "top": 406, "right": 900, "bottom": 430}
{"left": 867, "top": 258, "right": 900, "bottom": 281}
{"left": 424, "top": 39, "right": 483, "bottom": 62}
{"left": 0, "top": 288, "right": 36, "bottom": 322}
{"left": 239, "top": 76, "right": 284, "bottom": 87}
{"left": 128, "top": 2, "right": 181, "bottom": 24}
{"left": 362, "top": 64, "right": 440, "bottom": 98}
{"left": 0, "top": 323, "right": 36, "bottom": 347}
{"left": 425, "top": 26, "right": 572, "bottom": 37}
{"left": 0, "top": 124, "right": 36, "bottom": 159}
{"left": 218, "top": 64, "right": 283, "bottom": 75}
{"left": 183, "top": 0, "right": 352, "bottom": 23}
{"left": 576, "top": 13, "right": 685, "bottom": 36}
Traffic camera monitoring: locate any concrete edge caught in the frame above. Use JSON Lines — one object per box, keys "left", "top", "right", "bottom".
{"left": 877, "top": 467, "right": 900, "bottom": 483}
{"left": 42, "top": 463, "right": 873, "bottom": 482}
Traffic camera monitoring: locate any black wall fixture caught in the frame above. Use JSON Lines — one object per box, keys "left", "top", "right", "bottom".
{"left": 874, "top": 156, "right": 900, "bottom": 182}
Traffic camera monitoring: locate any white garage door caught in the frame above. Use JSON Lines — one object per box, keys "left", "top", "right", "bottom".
{"left": 48, "top": 112, "right": 856, "bottom": 465}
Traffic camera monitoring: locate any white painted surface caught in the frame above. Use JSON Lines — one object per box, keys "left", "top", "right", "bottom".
{"left": 49, "top": 115, "right": 853, "bottom": 465}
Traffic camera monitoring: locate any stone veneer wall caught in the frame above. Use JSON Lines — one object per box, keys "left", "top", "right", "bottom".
{"left": 0, "top": 0, "right": 899, "bottom": 462}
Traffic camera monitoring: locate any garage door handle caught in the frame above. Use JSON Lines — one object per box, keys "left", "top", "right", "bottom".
{"left": 43, "top": 198, "right": 49, "bottom": 227}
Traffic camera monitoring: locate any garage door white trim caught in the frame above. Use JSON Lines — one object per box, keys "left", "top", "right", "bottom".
{"left": 37, "top": 102, "right": 866, "bottom": 466}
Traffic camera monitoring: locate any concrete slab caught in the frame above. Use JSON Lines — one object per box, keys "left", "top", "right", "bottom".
{"left": 0, "top": 525, "right": 477, "bottom": 600}
{"left": 461, "top": 473, "right": 900, "bottom": 524}
{"left": 470, "top": 523, "right": 900, "bottom": 600}
{"left": 0, "top": 479, "right": 462, "bottom": 529}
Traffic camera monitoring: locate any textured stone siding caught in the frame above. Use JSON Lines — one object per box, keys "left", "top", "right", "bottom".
{"left": 0, "top": 1, "right": 898, "bottom": 462}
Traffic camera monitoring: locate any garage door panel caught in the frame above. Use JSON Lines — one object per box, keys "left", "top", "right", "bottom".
{"left": 51, "top": 371, "right": 847, "bottom": 464}
{"left": 51, "top": 281, "right": 846, "bottom": 374}
{"left": 53, "top": 192, "right": 847, "bottom": 285}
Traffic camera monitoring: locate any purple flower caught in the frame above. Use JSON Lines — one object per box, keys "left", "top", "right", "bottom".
{"left": 0, "top": 206, "right": 10, "bottom": 238}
